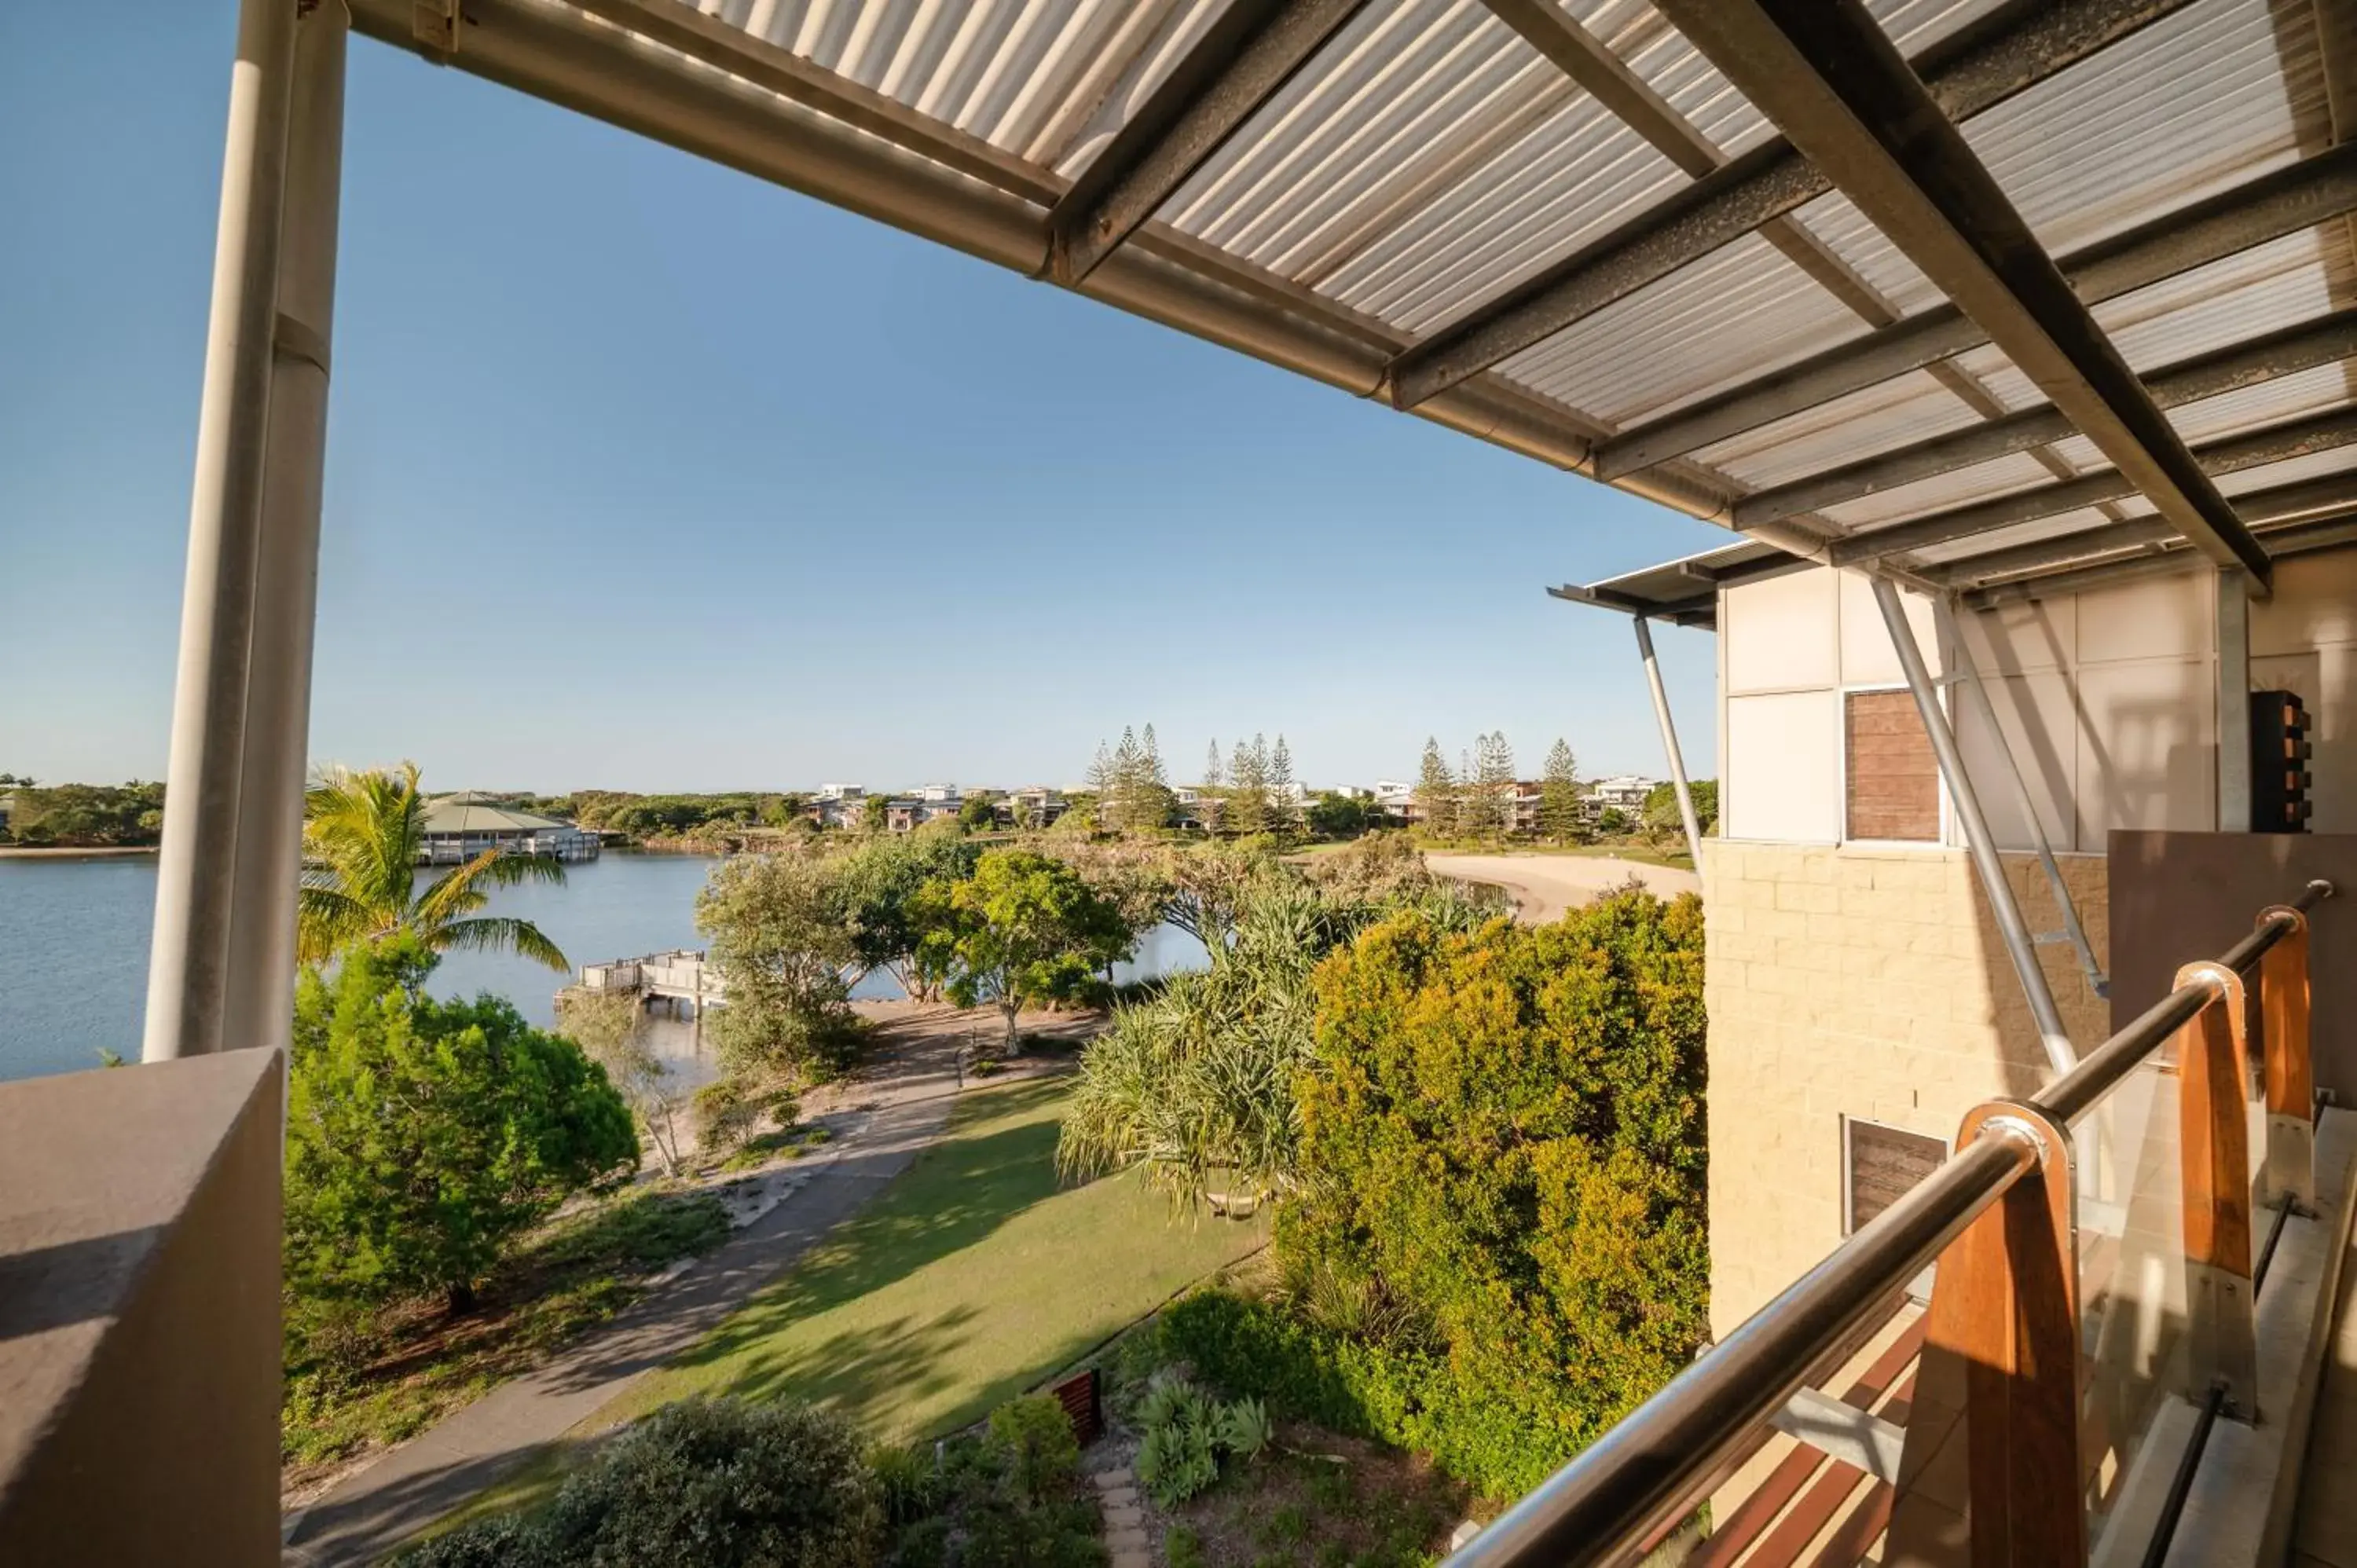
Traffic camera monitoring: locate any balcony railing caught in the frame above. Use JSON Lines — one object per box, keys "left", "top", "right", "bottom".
{"left": 1451, "top": 878, "right": 2337, "bottom": 1567}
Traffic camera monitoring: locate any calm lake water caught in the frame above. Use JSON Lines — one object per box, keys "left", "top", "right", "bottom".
{"left": 0, "top": 851, "right": 1206, "bottom": 1083}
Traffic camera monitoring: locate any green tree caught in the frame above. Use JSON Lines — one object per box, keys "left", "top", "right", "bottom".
{"left": 1060, "top": 871, "right": 1494, "bottom": 1211}
{"left": 958, "top": 793, "right": 998, "bottom": 832}
{"left": 1284, "top": 888, "right": 1710, "bottom": 1493}
{"left": 695, "top": 854, "right": 864, "bottom": 1077}
{"left": 1304, "top": 792, "right": 1368, "bottom": 839}
{"left": 1461, "top": 731, "right": 1512, "bottom": 837}
{"left": 0, "top": 780, "right": 167, "bottom": 846}
{"left": 1226, "top": 736, "right": 1269, "bottom": 838}
{"left": 917, "top": 849, "right": 1134, "bottom": 1050}
{"left": 1540, "top": 738, "right": 1582, "bottom": 841}
{"left": 285, "top": 936, "right": 638, "bottom": 1313}
{"left": 1266, "top": 735, "right": 1302, "bottom": 842}
{"left": 834, "top": 826, "right": 983, "bottom": 999}
{"left": 298, "top": 764, "right": 569, "bottom": 970}
{"left": 1643, "top": 779, "right": 1718, "bottom": 844}
{"left": 1413, "top": 738, "right": 1458, "bottom": 838}
{"left": 558, "top": 990, "right": 691, "bottom": 1176}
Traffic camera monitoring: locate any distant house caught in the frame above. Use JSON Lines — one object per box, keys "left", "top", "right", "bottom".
{"left": 417, "top": 794, "right": 599, "bottom": 864}
{"left": 1584, "top": 775, "right": 1655, "bottom": 821}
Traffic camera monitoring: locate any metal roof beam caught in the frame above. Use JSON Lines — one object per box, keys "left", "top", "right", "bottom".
{"left": 1827, "top": 408, "right": 2357, "bottom": 566}
{"left": 1043, "top": 0, "right": 1365, "bottom": 288}
{"left": 1600, "top": 142, "right": 2357, "bottom": 479}
{"left": 1964, "top": 512, "right": 2357, "bottom": 608}
{"left": 1648, "top": 0, "right": 2271, "bottom": 586}
{"left": 1923, "top": 472, "right": 2357, "bottom": 585}
{"left": 1736, "top": 309, "right": 2357, "bottom": 528}
{"left": 1380, "top": 0, "right": 2193, "bottom": 412}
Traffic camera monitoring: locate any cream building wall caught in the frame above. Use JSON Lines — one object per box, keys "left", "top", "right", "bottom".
{"left": 1704, "top": 552, "right": 2357, "bottom": 1338}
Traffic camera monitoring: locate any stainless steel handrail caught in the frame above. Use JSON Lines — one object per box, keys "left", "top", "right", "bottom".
{"left": 1449, "top": 877, "right": 2334, "bottom": 1567}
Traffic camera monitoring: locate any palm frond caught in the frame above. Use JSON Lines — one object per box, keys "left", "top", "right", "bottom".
{"left": 295, "top": 885, "right": 373, "bottom": 966}
{"left": 412, "top": 844, "right": 564, "bottom": 930}
{"left": 433, "top": 916, "right": 571, "bottom": 973}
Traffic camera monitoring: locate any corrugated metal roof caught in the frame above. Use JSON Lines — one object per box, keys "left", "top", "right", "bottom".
{"left": 367, "top": 0, "right": 2357, "bottom": 593}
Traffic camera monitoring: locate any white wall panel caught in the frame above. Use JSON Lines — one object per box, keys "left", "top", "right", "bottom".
{"left": 1725, "top": 570, "right": 1838, "bottom": 693}
{"left": 1725, "top": 690, "right": 1841, "bottom": 843}
{"left": 2074, "top": 658, "right": 2215, "bottom": 840}
{"left": 1956, "top": 669, "right": 2081, "bottom": 852}
{"left": 1959, "top": 596, "right": 2075, "bottom": 676}
{"left": 2077, "top": 574, "right": 2211, "bottom": 665}
{"left": 2253, "top": 548, "right": 2357, "bottom": 658}
{"left": 1838, "top": 570, "right": 1938, "bottom": 686}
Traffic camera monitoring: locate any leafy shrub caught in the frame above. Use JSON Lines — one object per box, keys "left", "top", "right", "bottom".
{"left": 869, "top": 1443, "right": 944, "bottom": 1526}
{"left": 1131, "top": 1370, "right": 1270, "bottom": 1508}
{"left": 404, "top": 1398, "right": 882, "bottom": 1567}
{"left": 696, "top": 1080, "right": 797, "bottom": 1156}
{"left": 1147, "top": 888, "right": 1709, "bottom": 1499}
{"left": 1216, "top": 1396, "right": 1271, "bottom": 1461}
{"left": 885, "top": 1397, "right": 1103, "bottom": 1568}
{"left": 985, "top": 1394, "right": 1080, "bottom": 1504}
{"left": 1136, "top": 1418, "right": 1219, "bottom": 1509}
{"left": 285, "top": 936, "right": 640, "bottom": 1314}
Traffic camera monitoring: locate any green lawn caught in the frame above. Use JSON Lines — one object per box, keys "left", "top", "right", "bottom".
{"left": 603, "top": 1072, "right": 1268, "bottom": 1440}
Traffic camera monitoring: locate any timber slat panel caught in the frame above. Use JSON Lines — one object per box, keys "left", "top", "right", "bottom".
{"left": 1692, "top": 1315, "right": 1926, "bottom": 1566}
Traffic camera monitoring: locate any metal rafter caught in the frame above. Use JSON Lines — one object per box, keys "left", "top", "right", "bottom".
{"left": 1825, "top": 407, "right": 2357, "bottom": 566}
{"left": 1647, "top": 0, "right": 2271, "bottom": 586}
{"left": 1923, "top": 473, "right": 2357, "bottom": 586}
{"left": 1478, "top": 0, "right": 2082, "bottom": 494}
{"left": 1042, "top": 0, "right": 1365, "bottom": 287}
{"left": 1736, "top": 309, "right": 2357, "bottom": 528}
{"left": 1965, "top": 511, "right": 2357, "bottom": 607}
{"left": 1380, "top": 0, "right": 2193, "bottom": 412}
{"left": 1599, "top": 141, "right": 2357, "bottom": 479}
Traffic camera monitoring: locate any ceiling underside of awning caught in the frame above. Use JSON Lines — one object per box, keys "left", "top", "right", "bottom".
{"left": 353, "top": 0, "right": 2357, "bottom": 601}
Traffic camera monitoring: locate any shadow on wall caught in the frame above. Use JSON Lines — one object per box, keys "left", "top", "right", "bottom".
{"left": 2109, "top": 830, "right": 2357, "bottom": 1097}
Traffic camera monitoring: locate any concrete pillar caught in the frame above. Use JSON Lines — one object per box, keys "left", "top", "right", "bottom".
{"left": 144, "top": 0, "right": 302, "bottom": 1062}
{"left": 221, "top": 3, "right": 348, "bottom": 1060}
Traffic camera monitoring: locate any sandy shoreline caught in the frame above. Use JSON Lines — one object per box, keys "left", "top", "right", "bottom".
{"left": 0, "top": 844, "right": 159, "bottom": 859}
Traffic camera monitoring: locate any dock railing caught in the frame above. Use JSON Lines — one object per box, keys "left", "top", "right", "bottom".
{"left": 1449, "top": 878, "right": 2335, "bottom": 1567}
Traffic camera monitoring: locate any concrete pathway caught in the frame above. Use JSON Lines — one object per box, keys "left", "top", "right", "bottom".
{"left": 1424, "top": 852, "right": 1700, "bottom": 924}
{"left": 283, "top": 1006, "right": 991, "bottom": 1566}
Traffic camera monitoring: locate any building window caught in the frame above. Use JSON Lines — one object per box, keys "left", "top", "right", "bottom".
{"left": 1845, "top": 689, "right": 1940, "bottom": 841}
{"left": 1843, "top": 1119, "right": 1948, "bottom": 1234}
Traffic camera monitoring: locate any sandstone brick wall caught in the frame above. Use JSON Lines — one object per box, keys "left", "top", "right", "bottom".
{"left": 1699, "top": 840, "right": 2112, "bottom": 1339}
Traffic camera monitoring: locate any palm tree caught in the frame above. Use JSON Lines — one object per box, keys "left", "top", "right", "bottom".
{"left": 298, "top": 763, "right": 570, "bottom": 971}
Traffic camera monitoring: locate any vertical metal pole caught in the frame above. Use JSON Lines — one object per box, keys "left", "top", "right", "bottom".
{"left": 144, "top": 0, "right": 299, "bottom": 1062}
{"left": 1945, "top": 610, "right": 2108, "bottom": 995}
{"left": 221, "top": 2, "right": 347, "bottom": 1060}
{"left": 1633, "top": 615, "right": 1705, "bottom": 868}
{"left": 2217, "top": 566, "right": 2253, "bottom": 833}
{"left": 1873, "top": 577, "right": 2078, "bottom": 1074}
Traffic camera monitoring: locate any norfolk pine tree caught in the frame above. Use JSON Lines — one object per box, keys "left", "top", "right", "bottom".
{"left": 1541, "top": 738, "right": 1582, "bottom": 841}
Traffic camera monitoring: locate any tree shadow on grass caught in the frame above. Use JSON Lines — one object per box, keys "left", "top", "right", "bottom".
{"left": 667, "top": 1076, "right": 1072, "bottom": 1379}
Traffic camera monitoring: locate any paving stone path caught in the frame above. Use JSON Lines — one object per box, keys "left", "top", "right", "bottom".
{"left": 1091, "top": 1464, "right": 1150, "bottom": 1568}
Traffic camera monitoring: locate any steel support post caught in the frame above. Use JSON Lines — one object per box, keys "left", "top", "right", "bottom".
{"left": 1633, "top": 615, "right": 1705, "bottom": 869}
{"left": 220, "top": 2, "right": 346, "bottom": 1061}
{"left": 143, "top": 0, "right": 300, "bottom": 1062}
{"left": 1944, "top": 606, "right": 2108, "bottom": 995}
{"left": 2218, "top": 566, "right": 2253, "bottom": 832}
{"left": 1873, "top": 577, "right": 2078, "bottom": 1074}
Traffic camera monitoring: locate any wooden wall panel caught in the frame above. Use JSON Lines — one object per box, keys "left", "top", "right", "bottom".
{"left": 1847, "top": 689, "right": 1941, "bottom": 841}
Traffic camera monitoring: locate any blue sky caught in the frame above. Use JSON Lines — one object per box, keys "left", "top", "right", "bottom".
{"left": 0, "top": 5, "right": 1726, "bottom": 795}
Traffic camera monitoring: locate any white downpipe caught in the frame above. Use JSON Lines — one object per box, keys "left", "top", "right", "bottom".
{"left": 221, "top": 2, "right": 348, "bottom": 1061}
{"left": 144, "top": 0, "right": 300, "bottom": 1061}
